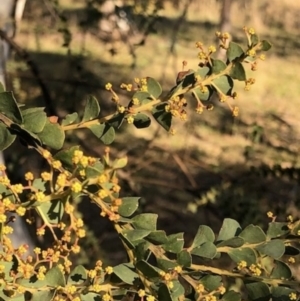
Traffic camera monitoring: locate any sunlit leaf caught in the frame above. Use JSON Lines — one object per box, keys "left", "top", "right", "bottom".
{"left": 226, "top": 42, "right": 244, "bottom": 62}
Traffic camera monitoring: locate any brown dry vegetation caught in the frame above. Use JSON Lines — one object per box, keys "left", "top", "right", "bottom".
{"left": 4, "top": 0, "right": 300, "bottom": 264}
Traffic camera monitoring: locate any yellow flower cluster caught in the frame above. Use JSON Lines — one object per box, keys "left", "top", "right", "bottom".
{"left": 165, "top": 96, "right": 187, "bottom": 121}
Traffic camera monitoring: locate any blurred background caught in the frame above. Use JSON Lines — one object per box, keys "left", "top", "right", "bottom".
{"left": 1, "top": 0, "right": 300, "bottom": 266}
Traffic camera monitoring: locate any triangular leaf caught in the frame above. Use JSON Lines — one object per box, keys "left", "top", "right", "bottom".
{"left": 226, "top": 42, "right": 244, "bottom": 62}
{"left": 61, "top": 112, "right": 78, "bottom": 126}
{"left": 21, "top": 107, "right": 47, "bottom": 133}
{"left": 270, "top": 260, "right": 291, "bottom": 280}
{"left": 0, "top": 92, "right": 23, "bottom": 124}
{"left": 230, "top": 62, "right": 246, "bottom": 81}
{"left": 212, "top": 59, "right": 227, "bottom": 74}
{"left": 37, "top": 120, "right": 65, "bottom": 150}
{"left": 118, "top": 197, "right": 140, "bottom": 217}
{"left": 0, "top": 123, "right": 16, "bottom": 151}
{"left": 146, "top": 77, "right": 162, "bottom": 98}
{"left": 217, "top": 218, "right": 241, "bottom": 242}
{"left": 68, "top": 265, "right": 87, "bottom": 285}
{"left": 133, "top": 113, "right": 151, "bottom": 129}
{"left": 239, "top": 225, "right": 266, "bottom": 244}
{"left": 132, "top": 213, "right": 157, "bottom": 231}
{"left": 163, "top": 233, "right": 184, "bottom": 253}
{"left": 245, "top": 282, "right": 270, "bottom": 301}
{"left": 113, "top": 264, "right": 139, "bottom": 285}
{"left": 177, "top": 250, "right": 192, "bottom": 267}
{"left": 152, "top": 103, "right": 172, "bottom": 131}
{"left": 191, "top": 242, "right": 217, "bottom": 259}
{"left": 82, "top": 95, "right": 100, "bottom": 122}
{"left": 256, "top": 239, "right": 285, "bottom": 259}
{"left": 228, "top": 247, "right": 257, "bottom": 265}
{"left": 192, "top": 225, "right": 215, "bottom": 248}
{"left": 212, "top": 75, "right": 234, "bottom": 95}
{"left": 45, "top": 266, "right": 66, "bottom": 287}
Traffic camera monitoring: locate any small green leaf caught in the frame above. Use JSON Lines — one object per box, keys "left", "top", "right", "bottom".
{"left": 239, "top": 225, "right": 266, "bottom": 243}
{"left": 158, "top": 283, "right": 172, "bottom": 301}
{"left": 54, "top": 146, "right": 80, "bottom": 170}
{"left": 68, "top": 265, "right": 87, "bottom": 285}
{"left": 222, "top": 291, "right": 241, "bottom": 301}
{"left": 191, "top": 242, "right": 217, "bottom": 259}
{"left": 136, "top": 260, "right": 160, "bottom": 279}
{"left": 169, "top": 280, "right": 185, "bottom": 300}
{"left": 132, "top": 213, "right": 157, "bottom": 231}
{"left": 107, "top": 113, "right": 125, "bottom": 129}
{"left": 89, "top": 124, "right": 105, "bottom": 138}
{"left": 101, "top": 124, "right": 115, "bottom": 144}
{"left": 152, "top": 103, "right": 172, "bottom": 131}
{"left": 89, "top": 124, "right": 115, "bottom": 144}
{"left": 230, "top": 62, "right": 246, "bottom": 81}
{"left": 216, "top": 237, "right": 244, "bottom": 248}
{"left": 251, "top": 34, "right": 259, "bottom": 46}
{"left": 217, "top": 218, "right": 241, "bottom": 242}
{"left": 32, "top": 178, "right": 46, "bottom": 192}
{"left": 61, "top": 112, "right": 78, "bottom": 126}
{"left": 0, "top": 92, "right": 23, "bottom": 124}
{"left": 195, "top": 66, "right": 210, "bottom": 78}
{"left": 113, "top": 264, "right": 139, "bottom": 285}
{"left": 285, "top": 245, "right": 300, "bottom": 255}
{"left": 181, "top": 72, "right": 196, "bottom": 88}
{"left": 37, "top": 120, "right": 65, "bottom": 150}
{"left": 270, "top": 260, "right": 291, "bottom": 279}
{"left": 146, "top": 77, "right": 162, "bottom": 98}
{"left": 272, "top": 286, "right": 296, "bottom": 301}
{"left": 16, "top": 275, "right": 46, "bottom": 289}
{"left": 122, "top": 229, "right": 151, "bottom": 242}
{"left": 37, "top": 199, "right": 65, "bottom": 224}
{"left": 212, "top": 59, "right": 227, "bottom": 74}
{"left": 259, "top": 40, "right": 272, "bottom": 51}
{"left": 177, "top": 250, "right": 192, "bottom": 267}
{"left": 212, "top": 75, "right": 234, "bottom": 96}
{"left": 112, "top": 157, "right": 128, "bottom": 169}
{"left": 267, "top": 222, "right": 289, "bottom": 238}
{"left": 245, "top": 282, "right": 270, "bottom": 301}
{"left": 9, "top": 123, "right": 41, "bottom": 147}
{"left": 85, "top": 161, "right": 104, "bottom": 178}
{"left": 118, "top": 197, "right": 140, "bottom": 217}
{"left": 135, "top": 241, "right": 151, "bottom": 261}
{"left": 256, "top": 239, "right": 285, "bottom": 259}
{"left": 201, "top": 275, "right": 222, "bottom": 291}
{"left": 82, "top": 95, "right": 100, "bottom": 122}
{"left": 192, "top": 225, "right": 215, "bottom": 248}
{"left": 119, "top": 233, "right": 135, "bottom": 250}
{"left": 163, "top": 233, "right": 184, "bottom": 254}
{"left": 228, "top": 247, "right": 257, "bottom": 265}
{"left": 146, "top": 230, "right": 168, "bottom": 244}
{"left": 21, "top": 107, "right": 47, "bottom": 133}
{"left": 0, "top": 184, "right": 16, "bottom": 203}
{"left": 133, "top": 113, "right": 151, "bottom": 129}
{"left": 226, "top": 42, "right": 244, "bottom": 61}
{"left": 0, "top": 123, "right": 16, "bottom": 151}
{"left": 193, "top": 85, "right": 213, "bottom": 101}
{"left": 46, "top": 266, "right": 66, "bottom": 287}
{"left": 157, "top": 259, "right": 177, "bottom": 271}
{"left": 132, "top": 91, "right": 152, "bottom": 105}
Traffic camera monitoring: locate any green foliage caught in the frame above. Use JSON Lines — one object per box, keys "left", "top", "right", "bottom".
{"left": 1, "top": 28, "right": 296, "bottom": 301}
